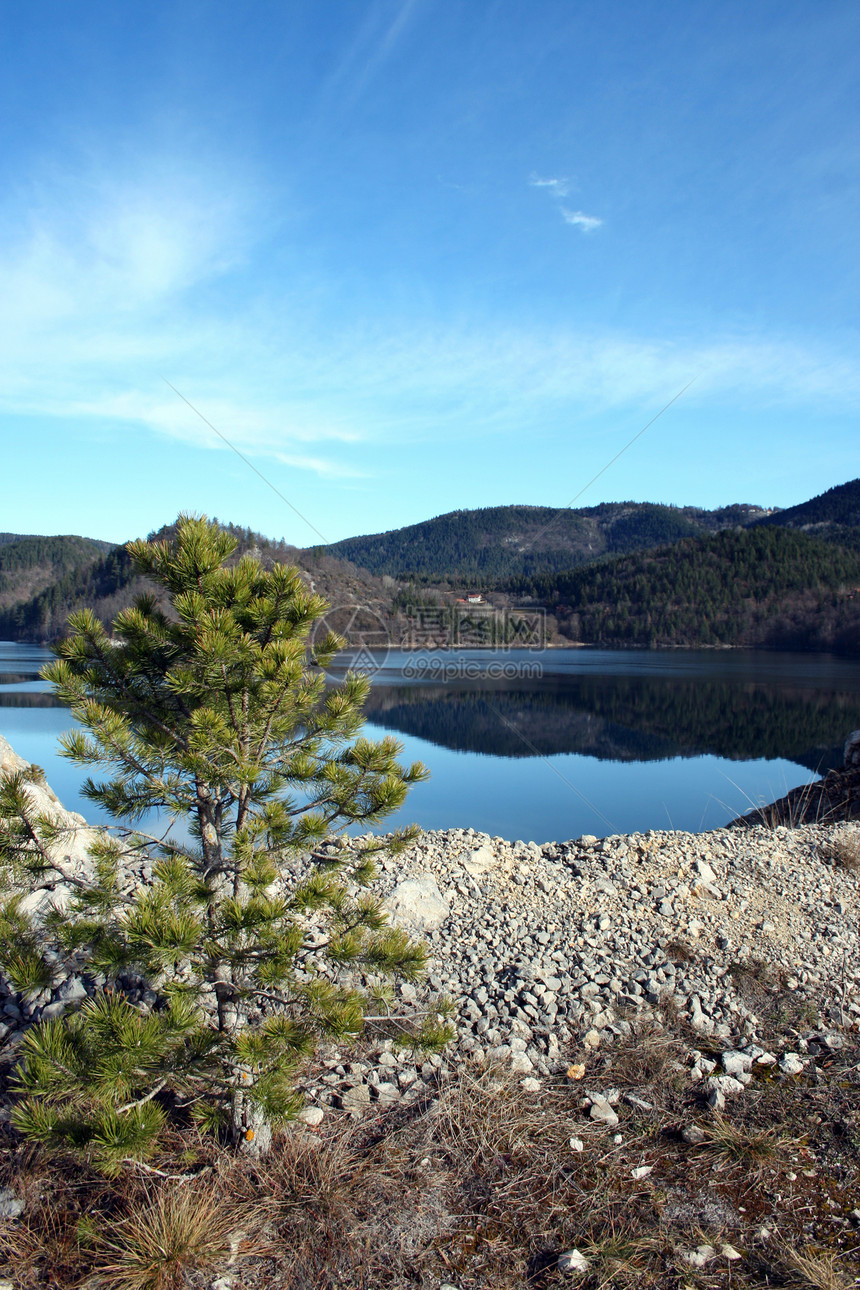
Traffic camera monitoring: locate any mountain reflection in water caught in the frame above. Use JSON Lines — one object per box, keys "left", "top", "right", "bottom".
{"left": 3, "top": 643, "right": 860, "bottom": 838}
{"left": 361, "top": 671, "right": 858, "bottom": 774}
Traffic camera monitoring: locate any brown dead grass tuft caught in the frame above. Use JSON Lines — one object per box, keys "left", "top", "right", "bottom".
{"left": 779, "top": 1243, "right": 856, "bottom": 1290}
{"left": 91, "top": 1184, "right": 241, "bottom": 1290}
{"left": 828, "top": 827, "right": 860, "bottom": 873}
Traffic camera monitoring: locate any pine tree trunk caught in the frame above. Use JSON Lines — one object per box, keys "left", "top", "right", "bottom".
{"left": 231, "top": 1077, "right": 273, "bottom": 1157}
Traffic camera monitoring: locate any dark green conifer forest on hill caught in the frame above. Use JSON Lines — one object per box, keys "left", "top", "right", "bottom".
{"left": 1, "top": 480, "right": 859, "bottom": 654}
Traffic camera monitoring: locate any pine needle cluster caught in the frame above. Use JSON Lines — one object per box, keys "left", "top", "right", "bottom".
{"left": 0, "top": 515, "right": 450, "bottom": 1173}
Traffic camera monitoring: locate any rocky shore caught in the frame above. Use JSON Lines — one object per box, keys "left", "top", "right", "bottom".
{"left": 295, "top": 816, "right": 857, "bottom": 1115}
{"left": 2, "top": 728, "right": 858, "bottom": 1129}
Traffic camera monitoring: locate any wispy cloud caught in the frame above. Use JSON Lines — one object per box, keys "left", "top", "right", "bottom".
{"left": 529, "top": 171, "right": 602, "bottom": 232}
{"left": 561, "top": 208, "right": 603, "bottom": 233}
{"left": 1, "top": 149, "right": 856, "bottom": 481}
{"left": 528, "top": 172, "right": 571, "bottom": 198}
{"left": 321, "top": 0, "right": 425, "bottom": 109}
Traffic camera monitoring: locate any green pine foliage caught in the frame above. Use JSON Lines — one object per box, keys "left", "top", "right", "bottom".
{"left": 0, "top": 516, "right": 449, "bottom": 1174}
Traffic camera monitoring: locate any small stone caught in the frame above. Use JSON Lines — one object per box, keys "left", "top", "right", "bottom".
{"left": 706, "top": 1087, "right": 726, "bottom": 1112}
{"left": 681, "top": 1124, "right": 706, "bottom": 1144}
{"left": 567, "top": 1063, "right": 586, "bottom": 1081}
{"left": 520, "top": 1077, "right": 542, "bottom": 1093}
{"left": 583, "top": 1029, "right": 601, "bottom": 1050}
{"left": 211, "top": 1280, "right": 234, "bottom": 1290}
{"left": 631, "top": 1165, "right": 653, "bottom": 1179}
{"left": 720, "top": 1244, "right": 742, "bottom": 1261}
{"left": 0, "top": 1187, "right": 23, "bottom": 1220}
{"left": 778, "top": 1052, "right": 805, "bottom": 1076}
{"left": 683, "top": 1245, "right": 716, "bottom": 1268}
{"left": 624, "top": 1093, "right": 653, "bottom": 1111}
{"left": 296, "top": 1106, "right": 324, "bottom": 1128}
{"left": 339, "top": 1084, "right": 371, "bottom": 1114}
{"left": 588, "top": 1097, "right": 619, "bottom": 1128}
{"left": 557, "top": 1248, "right": 589, "bottom": 1275}
{"left": 569, "top": 1136, "right": 584, "bottom": 1151}
{"left": 849, "top": 1209, "right": 860, "bottom": 1226}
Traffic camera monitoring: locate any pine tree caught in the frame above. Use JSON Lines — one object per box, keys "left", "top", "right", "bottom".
{"left": 0, "top": 516, "right": 448, "bottom": 1174}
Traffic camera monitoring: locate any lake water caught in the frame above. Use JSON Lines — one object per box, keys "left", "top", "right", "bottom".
{"left": 2, "top": 641, "right": 859, "bottom": 843}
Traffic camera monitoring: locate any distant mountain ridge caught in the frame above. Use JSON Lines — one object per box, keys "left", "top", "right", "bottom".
{"left": 755, "top": 478, "right": 860, "bottom": 552}
{"left": 1, "top": 478, "right": 858, "bottom": 651}
{"left": 317, "top": 499, "right": 777, "bottom": 582}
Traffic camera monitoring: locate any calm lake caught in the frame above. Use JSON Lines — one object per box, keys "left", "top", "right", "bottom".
{"left": 2, "top": 642, "right": 859, "bottom": 843}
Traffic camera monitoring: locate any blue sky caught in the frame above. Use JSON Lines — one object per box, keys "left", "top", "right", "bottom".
{"left": 1, "top": 0, "right": 857, "bottom": 546}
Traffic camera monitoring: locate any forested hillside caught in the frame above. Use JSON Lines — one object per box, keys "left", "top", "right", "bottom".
{"left": 0, "top": 520, "right": 391, "bottom": 642}
{"left": 509, "top": 527, "right": 860, "bottom": 653}
{"left": 0, "top": 535, "right": 114, "bottom": 619}
{"left": 321, "top": 500, "right": 773, "bottom": 582}
{"left": 755, "top": 478, "right": 860, "bottom": 552}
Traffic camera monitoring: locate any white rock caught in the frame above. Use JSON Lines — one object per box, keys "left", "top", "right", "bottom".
{"left": 683, "top": 1245, "right": 716, "bottom": 1268}
{"left": 520, "top": 1077, "right": 542, "bottom": 1092}
{"left": 557, "top": 1248, "right": 589, "bottom": 1275}
{"left": 463, "top": 844, "right": 497, "bottom": 876}
{"left": 778, "top": 1052, "right": 805, "bottom": 1076}
{"left": 383, "top": 874, "right": 450, "bottom": 930}
{"left": 296, "top": 1106, "right": 324, "bottom": 1127}
{"left": 631, "top": 1165, "right": 653, "bottom": 1179}
{"left": 569, "top": 1136, "right": 584, "bottom": 1151}
{"left": 721, "top": 1243, "right": 742, "bottom": 1261}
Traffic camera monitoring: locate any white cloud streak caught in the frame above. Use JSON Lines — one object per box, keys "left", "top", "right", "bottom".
{"left": 529, "top": 173, "right": 571, "bottom": 197}
{"left": 529, "top": 172, "right": 602, "bottom": 232}
{"left": 1, "top": 153, "right": 856, "bottom": 473}
{"left": 561, "top": 208, "right": 603, "bottom": 232}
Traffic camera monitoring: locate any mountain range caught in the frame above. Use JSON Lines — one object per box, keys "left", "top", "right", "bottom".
{"left": 1, "top": 478, "right": 858, "bottom": 653}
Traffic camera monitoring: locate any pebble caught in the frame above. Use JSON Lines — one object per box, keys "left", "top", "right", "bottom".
{"left": 0, "top": 1187, "right": 23, "bottom": 1220}
{"left": 589, "top": 1097, "right": 619, "bottom": 1128}
{"left": 778, "top": 1053, "right": 806, "bottom": 1076}
{"left": 557, "top": 1248, "right": 590, "bottom": 1275}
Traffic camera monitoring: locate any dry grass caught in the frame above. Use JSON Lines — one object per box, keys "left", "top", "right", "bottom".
{"left": 1, "top": 1023, "right": 859, "bottom": 1290}
{"left": 778, "top": 1243, "right": 856, "bottom": 1290}
{"left": 694, "top": 1113, "right": 788, "bottom": 1170}
{"left": 828, "top": 827, "right": 860, "bottom": 873}
{"left": 90, "top": 1184, "right": 241, "bottom": 1290}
